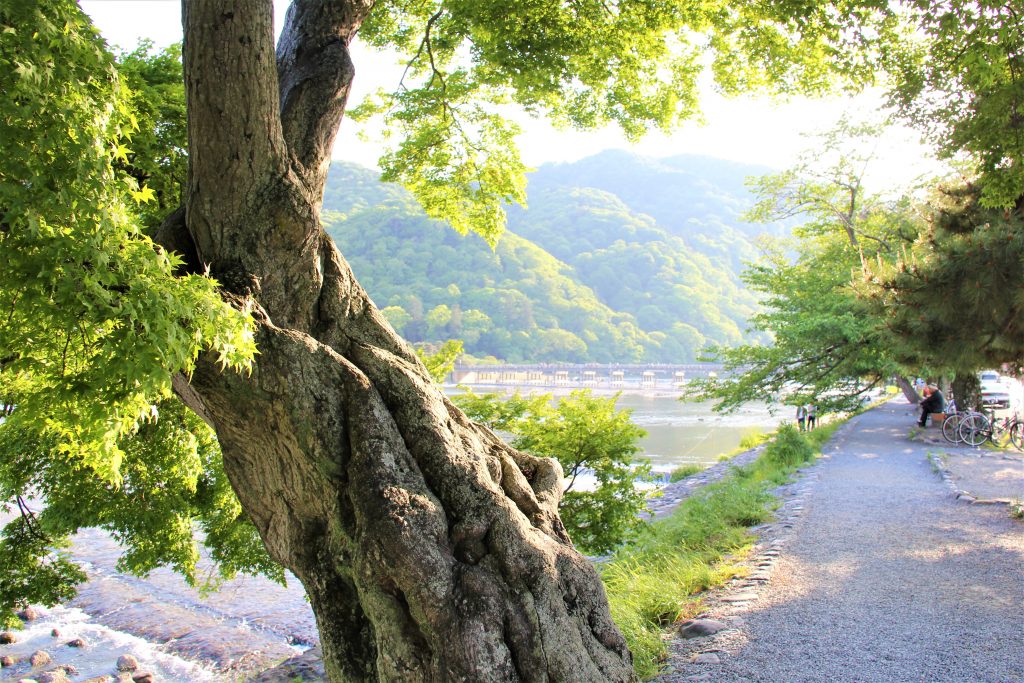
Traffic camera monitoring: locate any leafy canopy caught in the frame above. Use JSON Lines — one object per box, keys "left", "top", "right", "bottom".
{"left": 352, "top": 0, "right": 903, "bottom": 244}
{"left": 0, "top": 0, "right": 254, "bottom": 481}
{"left": 884, "top": 1, "right": 1024, "bottom": 209}
{"left": 0, "top": 0, "right": 263, "bottom": 623}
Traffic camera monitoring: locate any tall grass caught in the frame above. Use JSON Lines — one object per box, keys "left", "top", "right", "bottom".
{"left": 602, "top": 421, "right": 839, "bottom": 679}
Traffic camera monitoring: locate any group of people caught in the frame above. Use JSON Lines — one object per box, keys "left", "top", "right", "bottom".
{"left": 795, "top": 403, "right": 817, "bottom": 431}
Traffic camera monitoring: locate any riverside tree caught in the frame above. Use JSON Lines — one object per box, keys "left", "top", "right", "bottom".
{"left": 2, "top": 0, "right": 939, "bottom": 680}
{"left": 701, "top": 1, "right": 1024, "bottom": 414}
{"left": 692, "top": 121, "right": 925, "bottom": 414}
{"left": 858, "top": 1, "right": 1024, "bottom": 389}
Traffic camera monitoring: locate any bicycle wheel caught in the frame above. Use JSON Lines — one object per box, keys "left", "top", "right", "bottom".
{"left": 959, "top": 413, "right": 990, "bottom": 447}
{"left": 942, "top": 413, "right": 963, "bottom": 444}
{"left": 1010, "top": 420, "right": 1024, "bottom": 450}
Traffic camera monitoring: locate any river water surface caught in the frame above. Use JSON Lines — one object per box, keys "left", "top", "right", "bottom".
{"left": 1, "top": 395, "right": 781, "bottom": 682}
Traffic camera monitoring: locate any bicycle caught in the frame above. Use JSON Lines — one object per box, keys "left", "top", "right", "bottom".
{"left": 957, "top": 408, "right": 1024, "bottom": 448}
{"left": 940, "top": 399, "right": 977, "bottom": 444}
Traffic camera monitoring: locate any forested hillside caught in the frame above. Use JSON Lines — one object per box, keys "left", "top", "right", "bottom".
{"left": 321, "top": 152, "right": 783, "bottom": 363}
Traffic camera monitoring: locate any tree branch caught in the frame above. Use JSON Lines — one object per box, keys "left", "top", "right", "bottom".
{"left": 276, "top": 0, "right": 374, "bottom": 197}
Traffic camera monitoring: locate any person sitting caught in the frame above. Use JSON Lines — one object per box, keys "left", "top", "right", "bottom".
{"left": 918, "top": 384, "right": 945, "bottom": 427}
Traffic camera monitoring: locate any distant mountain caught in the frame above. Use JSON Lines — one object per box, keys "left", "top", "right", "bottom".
{"left": 320, "top": 152, "right": 784, "bottom": 363}
{"left": 519, "top": 150, "right": 785, "bottom": 272}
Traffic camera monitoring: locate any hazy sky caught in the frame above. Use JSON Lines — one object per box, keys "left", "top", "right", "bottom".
{"left": 82, "top": 0, "right": 939, "bottom": 187}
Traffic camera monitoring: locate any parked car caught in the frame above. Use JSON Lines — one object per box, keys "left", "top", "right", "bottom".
{"left": 980, "top": 370, "right": 1012, "bottom": 409}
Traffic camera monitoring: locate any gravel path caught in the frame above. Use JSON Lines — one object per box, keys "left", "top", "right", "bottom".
{"left": 658, "top": 400, "right": 1024, "bottom": 683}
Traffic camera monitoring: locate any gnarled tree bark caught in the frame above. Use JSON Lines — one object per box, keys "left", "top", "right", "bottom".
{"left": 171, "top": 1, "right": 633, "bottom": 681}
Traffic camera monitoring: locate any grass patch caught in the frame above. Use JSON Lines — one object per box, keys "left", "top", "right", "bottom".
{"left": 668, "top": 463, "right": 706, "bottom": 482}
{"left": 602, "top": 422, "right": 832, "bottom": 679}
{"left": 712, "top": 428, "right": 775, "bottom": 464}
{"left": 739, "top": 429, "right": 770, "bottom": 450}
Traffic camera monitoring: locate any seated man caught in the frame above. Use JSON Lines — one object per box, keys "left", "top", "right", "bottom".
{"left": 918, "top": 384, "right": 946, "bottom": 427}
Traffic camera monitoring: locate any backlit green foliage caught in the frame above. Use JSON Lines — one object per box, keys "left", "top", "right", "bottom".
{"left": 353, "top": 0, "right": 901, "bottom": 244}
{"left": 692, "top": 121, "right": 922, "bottom": 413}
{"left": 0, "top": 397, "right": 282, "bottom": 623}
{"left": 885, "top": 1, "right": 1024, "bottom": 209}
{"left": 0, "top": 0, "right": 258, "bottom": 620}
{"left": 416, "top": 339, "right": 464, "bottom": 382}
{"left": 0, "top": 0, "right": 254, "bottom": 481}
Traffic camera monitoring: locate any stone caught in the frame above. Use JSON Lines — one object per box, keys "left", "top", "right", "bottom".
{"left": 721, "top": 592, "right": 758, "bottom": 602}
{"left": 132, "top": 672, "right": 156, "bottom": 683}
{"left": 692, "top": 652, "right": 722, "bottom": 664}
{"left": 686, "top": 674, "right": 712, "bottom": 681}
{"left": 65, "top": 638, "right": 87, "bottom": 648}
{"left": 50, "top": 629, "right": 60, "bottom": 638}
{"left": 747, "top": 572, "right": 771, "bottom": 581}
{"left": 1, "top": 655, "right": 16, "bottom": 666}
{"left": 678, "top": 618, "right": 729, "bottom": 639}
{"left": 0, "top": 631, "right": 16, "bottom": 644}
{"left": 37, "top": 672, "right": 71, "bottom": 683}
{"left": 57, "top": 664, "right": 78, "bottom": 676}
{"left": 18, "top": 606, "right": 41, "bottom": 622}
{"left": 30, "top": 650, "right": 52, "bottom": 667}
{"left": 116, "top": 654, "right": 139, "bottom": 672}
{"left": 82, "top": 677, "right": 115, "bottom": 683}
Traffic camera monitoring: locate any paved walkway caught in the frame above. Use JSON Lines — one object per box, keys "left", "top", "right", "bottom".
{"left": 658, "top": 400, "right": 1024, "bottom": 683}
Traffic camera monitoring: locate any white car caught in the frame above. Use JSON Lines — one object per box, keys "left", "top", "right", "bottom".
{"left": 980, "top": 371, "right": 1012, "bottom": 409}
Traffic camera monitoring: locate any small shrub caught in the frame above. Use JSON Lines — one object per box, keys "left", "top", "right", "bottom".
{"left": 763, "top": 423, "right": 815, "bottom": 468}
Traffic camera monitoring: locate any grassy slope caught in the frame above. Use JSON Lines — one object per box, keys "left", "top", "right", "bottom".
{"left": 602, "top": 422, "right": 840, "bottom": 678}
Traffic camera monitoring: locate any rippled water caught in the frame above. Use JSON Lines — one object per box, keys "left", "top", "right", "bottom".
{"left": 0, "top": 605, "right": 220, "bottom": 682}
{"left": 0, "top": 394, "right": 780, "bottom": 682}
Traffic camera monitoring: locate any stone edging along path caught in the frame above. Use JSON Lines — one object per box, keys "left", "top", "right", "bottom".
{"left": 646, "top": 421, "right": 847, "bottom": 675}
{"left": 925, "top": 451, "right": 1022, "bottom": 506}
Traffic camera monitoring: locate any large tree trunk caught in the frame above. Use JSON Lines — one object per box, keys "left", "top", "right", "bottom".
{"left": 169, "top": 2, "right": 633, "bottom": 681}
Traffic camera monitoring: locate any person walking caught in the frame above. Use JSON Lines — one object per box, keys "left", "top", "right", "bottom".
{"left": 807, "top": 403, "right": 817, "bottom": 429}
{"left": 796, "top": 404, "right": 807, "bottom": 431}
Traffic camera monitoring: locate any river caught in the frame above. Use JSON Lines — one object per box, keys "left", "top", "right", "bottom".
{"left": 0, "top": 394, "right": 781, "bottom": 682}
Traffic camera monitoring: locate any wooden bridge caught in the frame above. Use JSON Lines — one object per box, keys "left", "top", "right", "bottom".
{"left": 449, "top": 363, "right": 725, "bottom": 389}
